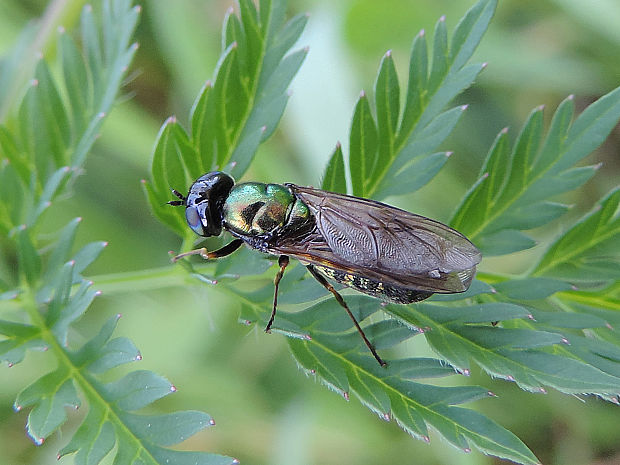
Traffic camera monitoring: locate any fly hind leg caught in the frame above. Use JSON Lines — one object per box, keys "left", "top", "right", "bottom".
{"left": 265, "top": 255, "right": 290, "bottom": 333}
{"left": 306, "top": 265, "right": 386, "bottom": 367}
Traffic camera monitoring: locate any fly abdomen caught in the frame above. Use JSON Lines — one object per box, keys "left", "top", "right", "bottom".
{"left": 314, "top": 266, "right": 432, "bottom": 304}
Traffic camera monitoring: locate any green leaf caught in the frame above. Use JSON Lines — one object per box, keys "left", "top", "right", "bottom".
{"left": 534, "top": 187, "right": 620, "bottom": 283}
{"left": 147, "top": 118, "right": 192, "bottom": 236}
{"left": 358, "top": 1, "right": 495, "bottom": 199}
{"left": 428, "top": 16, "right": 448, "bottom": 93}
{"left": 60, "top": 31, "right": 91, "bottom": 133}
{"left": 349, "top": 91, "right": 378, "bottom": 197}
{"left": 373, "top": 50, "right": 400, "bottom": 181}
{"left": 283, "top": 304, "right": 538, "bottom": 463}
{"left": 149, "top": 0, "right": 308, "bottom": 220}
{"left": 15, "top": 368, "right": 80, "bottom": 444}
{"left": 16, "top": 226, "right": 41, "bottom": 287}
{"left": 121, "top": 411, "right": 214, "bottom": 447}
{"left": 190, "top": 81, "right": 215, "bottom": 172}
{"left": 451, "top": 88, "right": 620, "bottom": 255}
{"left": 321, "top": 143, "right": 347, "bottom": 194}
{"left": 493, "top": 277, "right": 574, "bottom": 300}
{"left": 475, "top": 229, "right": 537, "bottom": 256}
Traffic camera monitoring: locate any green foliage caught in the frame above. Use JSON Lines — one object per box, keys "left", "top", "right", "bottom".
{"left": 450, "top": 92, "right": 620, "bottom": 256}
{"left": 0, "top": 2, "right": 235, "bottom": 464}
{"left": 146, "top": 0, "right": 620, "bottom": 464}
{"left": 144, "top": 0, "right": 308, "bottom": 239}
{"left": 2, "top": 0, "right": 619, "bottom": 464}
{"left": 339, "top": 0, "right": 495, "bottom": 200}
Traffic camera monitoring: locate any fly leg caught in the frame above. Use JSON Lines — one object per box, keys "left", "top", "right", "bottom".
{"left": 171, "top": 239, "right": 243, "bottom": 262}
{"left": 306, "top": 265, "right": 387, "bottom": 367}
{"left": 265, "top": 255, "right": 289, "bottom": 333}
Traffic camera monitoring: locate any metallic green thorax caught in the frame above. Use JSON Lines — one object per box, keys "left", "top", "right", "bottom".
{"left": 223, "top": 182, "right": 310, "bottom": 236}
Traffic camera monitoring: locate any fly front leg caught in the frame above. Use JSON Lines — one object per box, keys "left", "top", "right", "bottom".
{"left": 306, "top": 264, "right": 387, "bottom": 367}
{"left": 265, "top": 255, "right": 290, "bottom": 333}
{"left": 171, "top": 239, "right": 244, "bottom": 262}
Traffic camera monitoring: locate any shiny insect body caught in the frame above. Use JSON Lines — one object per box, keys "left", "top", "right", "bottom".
{"left": 169, "top": 172, "right": 482, "bottom": 366}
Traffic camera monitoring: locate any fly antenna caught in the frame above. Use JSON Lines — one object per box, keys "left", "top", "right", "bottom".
{"left": 167, "top": 188, "right": 186, "bottom": 206}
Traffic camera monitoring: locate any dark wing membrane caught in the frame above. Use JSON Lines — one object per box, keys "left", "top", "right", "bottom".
{"left": 271, "top": 185, "right": 481, "bottom": 293}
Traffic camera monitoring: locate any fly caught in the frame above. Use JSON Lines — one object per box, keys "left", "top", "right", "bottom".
{"left": 168, "top": 171, "right": 482, "bottom": 366}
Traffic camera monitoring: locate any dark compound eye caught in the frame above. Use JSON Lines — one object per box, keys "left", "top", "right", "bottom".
{"left": 185, "top": 206, "right": 204, "bottom": 236}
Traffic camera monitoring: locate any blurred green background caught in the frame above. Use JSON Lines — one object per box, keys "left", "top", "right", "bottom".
{"left": 1, "top": 1, "right": 619, "bottom": 464}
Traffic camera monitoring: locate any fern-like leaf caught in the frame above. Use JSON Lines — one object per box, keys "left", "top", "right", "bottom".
{"left": 1, "top": 2, "right": 236, "bottom": 463}
{"left": 534, "top": 187, "right": 619, "bottom": 284}
{"left": 450, "top": 92, "right": 620, "bottom": 256}
{"left": 324, "top": 0, "right": 496, "bottom": 199}
{"left": 144, "top": 0, "right": 308, "bottom": 237}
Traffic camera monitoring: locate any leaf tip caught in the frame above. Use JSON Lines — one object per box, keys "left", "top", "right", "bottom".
{"left": 481, "top": 62, "right": 488, "bottom": 70}
{"left": 13, "top": 403, "right": 21, "bottom": 412}
{"left": 170, "top": 384, "right": 177, "bottom": 392}
{"left": 536, "top": 104, "right": 545, "bottom": 111}
{"left": 567, "top": 94, "right": 575, "bottom": 100}
{"left": 561, "top": 337, "right": 570, "bottom": 345}
{"left": 594, "top": 162, "right": 603, "bottom": 170}
{"left": 500, "top": 126, "right": 509, "bottom": 134}
{"left": 488, "top": 391, "right": 497, "bottom": 397}
{"left": 385, "top": 49, "right": 392, "bottom": 58}
{"left": 97, "top": 111, "right": 106, "bottom": 119}
{"left": 418, "top": 29, "right": 425, "bottom": 37}
{"left": 209, "top": 418, "right": 216, "bottom": 426}
{"left": 463, "top": 447, "right": 471, "bottom": 453}
{"left": 343, "top": 391, "right": 350, "bottom": 401}
{"left": 439, "top": 15, "right": 446, "bottom": 22}
{"left": 605, "top": 322, "right": 614, "bottom": 330}
{"left": 360, "top": 89, "right": 366, "bottom": 98}
{"left": 134, "top": 5, "right": 142, "bottom": 13}
{"left": 422, "top": 435, "right": 430, "bottom": 443}
{"left": 30, "top": 79, "right": 39, "bottom": 87}
{"left": 84, "top": 4, "right": 92, "bottom": 13}
{"left": 506, "top": 375, "right": 515, "bottom": 382}
{"left": 460, "top": 104, "right": 468, "bottom": 111}
{"left": 57, "top": 25, "right": 65, "bottom": 34}
{"left": 232, "top": 459, "right": 240, "bottom": 465}
{"left": 445, "top": 151, "right": 453, "bottom": 158}
{"left": 539, "top": 387, "right": 547, "bottom": 394}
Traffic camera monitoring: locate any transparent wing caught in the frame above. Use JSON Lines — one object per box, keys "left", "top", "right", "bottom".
{"left": 271, "top": 185, "right": 481, "bottom": 293}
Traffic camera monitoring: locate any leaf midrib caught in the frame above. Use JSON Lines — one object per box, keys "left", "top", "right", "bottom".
{"left": 23, "top": 289, "right": 162, "bottom": 465}
{"left": 215, "top": 282, "right": 534, "bottom": 463}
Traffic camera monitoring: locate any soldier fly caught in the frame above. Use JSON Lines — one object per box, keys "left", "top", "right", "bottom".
{"left": 169, "top": 171, "right": 482, "bottom": 366}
